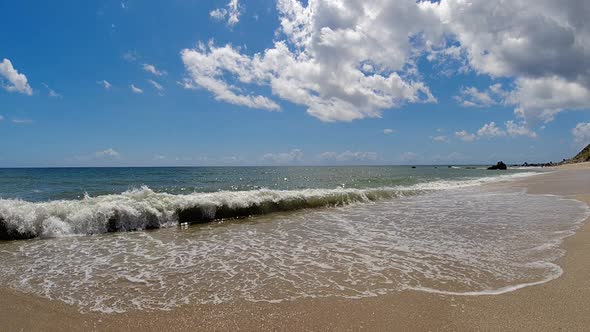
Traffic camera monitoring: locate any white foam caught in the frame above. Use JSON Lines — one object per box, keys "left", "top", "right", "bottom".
{"left": 0, "top": 172, "right": 541, "bottom": 239}
{"left": 0, "top": 183, "right": 586, "bottom": 314}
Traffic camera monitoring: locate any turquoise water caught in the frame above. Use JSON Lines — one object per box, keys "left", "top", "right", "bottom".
{"left": 0, "top": 166, "right": 528, "bottom": 202}
{"left": 0, "top": 166, "right": 537, "bottom": 239}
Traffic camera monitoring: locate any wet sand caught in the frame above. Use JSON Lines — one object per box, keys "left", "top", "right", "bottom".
{"left": 1, "top": 166, "right": 590, "bottom": 331}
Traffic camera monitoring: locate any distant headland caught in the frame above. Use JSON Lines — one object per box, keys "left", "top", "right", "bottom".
{"left": 511, "top": 144, "right": 590, "bottom": 168}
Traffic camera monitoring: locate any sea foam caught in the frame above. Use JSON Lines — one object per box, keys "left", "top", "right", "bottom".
{"left": 0, "top": 172, "right": 537, "bottom": 240}
{"left": 0, "top": 183, "right": 586, "bottom": 314}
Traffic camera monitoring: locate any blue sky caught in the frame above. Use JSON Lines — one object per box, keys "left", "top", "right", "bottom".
{"left": 1, "top": 0, "right": 589, "bottom": 167}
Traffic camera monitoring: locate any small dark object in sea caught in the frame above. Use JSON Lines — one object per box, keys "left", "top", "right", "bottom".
{"left": 487, "top": 161, "right": 507, "bottom": 170}
{"left": 518, "top": 161, "right": 556, "bottom": 167}
{"left": 411, "top": 166, "right": 416, "bottom": 168}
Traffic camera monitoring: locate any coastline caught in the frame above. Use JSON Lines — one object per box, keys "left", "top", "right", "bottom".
{"left": 1, "top": 166, "right": 589, "bottom": 331}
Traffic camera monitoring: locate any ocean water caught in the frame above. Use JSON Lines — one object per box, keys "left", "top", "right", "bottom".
{"left": 0, "top": 166, "right": 588, "bottom": 313}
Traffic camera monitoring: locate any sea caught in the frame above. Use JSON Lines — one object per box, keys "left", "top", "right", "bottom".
{"left": 0, "top": 166, "right": 588, "bottom": 313}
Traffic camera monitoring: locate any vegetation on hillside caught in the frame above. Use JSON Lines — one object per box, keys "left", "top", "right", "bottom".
{"left": 571, "top": 144, "right": 590, "bottom": 163}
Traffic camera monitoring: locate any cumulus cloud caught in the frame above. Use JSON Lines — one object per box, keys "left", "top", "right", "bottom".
{"left": 505, "top": 120, "right": 537, "bottom": 138}
{"left": 476, "top": 122, "right": 506, "bottom": 138}
{"left": 319, "top": 151, "right": 378, "bottom": 162}
{"left": 183, "top": 1, "right": 439, "bottom": 122}
{"left": 383, "top": 128, "right": 394, "bottom": 135}
{"left": 181, "top": 43, "right": 280, "bottom": 111}
{"left": 97, "top": 80, "right": 112, "bottom": 90}
{"left": 142, "top": 63, "right": 165, "bottom": 77}
{"left": 185, "top": 0, "right": 590, "bottom": 124}
{"left": 210, "top": 0, "right": 241, "bottom": 27}
{"left": 454, "top": 130, "right": 477, "bottom": 142}
{"left": 508, "top": 76, "right": 590, "bottom": 124}
{"left": 454, "top": 84, "right": 507, "bottom": 108}
{"left": 130, "top": 84, "right": 143, "bottom": 94}
{"left": 0, "top": 58, "right": 33, "bottom": 95}
{"left": 429, "top": 0, "right": 590, "bottom": 122}
{"left": 572, "top": 122, "right": 590, "bottom": 144}
{"left": 457, "top": 121, "right": 537, "bottom": 142}
{"left": 262, "top": 149, "right": 304, "bottom": 164}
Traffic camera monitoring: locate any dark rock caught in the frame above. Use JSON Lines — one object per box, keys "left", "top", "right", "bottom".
{"left": 487, "top": 161, "right": 507, "bottom": 170}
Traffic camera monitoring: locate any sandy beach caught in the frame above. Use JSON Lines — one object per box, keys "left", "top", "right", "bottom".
{"left": 1, "top": 165, "right": 590, "bottom": 331}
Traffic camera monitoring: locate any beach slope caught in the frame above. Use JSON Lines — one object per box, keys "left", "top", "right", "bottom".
{"left": 1, "top": 165, "right": 589, "bottom": 331}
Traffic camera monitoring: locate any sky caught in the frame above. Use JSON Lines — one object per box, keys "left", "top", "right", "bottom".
{"left": 1, "top": 0, "right": 589, "bottom": 167}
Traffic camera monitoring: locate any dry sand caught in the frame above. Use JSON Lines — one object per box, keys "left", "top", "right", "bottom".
{"left": 1, "top": 165, "right": 590, "bottom": 331}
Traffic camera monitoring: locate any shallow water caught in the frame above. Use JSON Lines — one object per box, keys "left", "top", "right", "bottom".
{"left": 0, "top": 183, "right": 587, "bottom": 313}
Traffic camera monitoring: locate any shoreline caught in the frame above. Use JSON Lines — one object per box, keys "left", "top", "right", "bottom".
{"left": 1, "top": 166, "right": 589, "bottom": 331}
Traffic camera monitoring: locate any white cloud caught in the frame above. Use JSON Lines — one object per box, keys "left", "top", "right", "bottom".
{"left": 97, "top": 80, "right": 112, "bottom": 90}
{"left": 183, "top": 1, "right": 439, "bottom": 122}
{"left": 454, "top": 84, "right": 507, "bottom": 108}
{"left": 508, "top": 76, "right": 590, "bottom": 124}
{"left": 181, "top": 44, "right": 280, "bottom": 111}
{"left": 476, "top": 122, "right": 506, "bottom": 138}
{"left": 383, "top": 128, "right": 394, "bottom": 135}
{"left": 262, "top": 149, "right": 304, "bottom": 164}
{"left": 572, "top": 122, "right": 590, "bottom": 144}
{"left": 95, "top": 148, "right": 120, "bottom": 159}
{"left": 0, "top": 58, "right": 33, "bottom": 95}
{"left": 186, "top": 0, "right": 590, "bottom": 124}
{"left": 320, "top": 151, "right": 378, "bottom": 162}
{"left": 130, "top": 84, "right": 143, "bottom": 94}
{"left": 148, "top": 79, "right": 164, "bottom": 93}
{"left": 428, "top": 0, "right": 590, "bottom": 122}
{"left": 122, "top": 51, "right": 138, "bottom": 62}
{"left": 210, "top": 9, "right": 226, "bottom": 21}
{"left": 454, "top": 130, "right": 477, "bottom": 142}
{"left": 457, "top": 120, "right": 537, "bottom": 142}
{"left": 75, "top": 148, "right": 121, "bottom": 162}
{"left": 505, "top": 120, "right": 537, "bottom": 138}
{"left": 142, "top": 63, "right": 165, "bottom": 76}
{"left": 210, "top": 0, "right": 241, "bottom": 27}
{"left": 41, "top": 83, "right": 61, "bottom": 98}
{"left": 12, "top": 118, "right": 33, "bottom": 124}
{"left": 431, "top": 135, "right": 449, "bottom": 142}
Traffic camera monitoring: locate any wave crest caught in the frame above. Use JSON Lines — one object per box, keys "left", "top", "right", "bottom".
{"left": 0, "top": 172, "right": 539, "bottom": 241}
{"left": 0, "top": 186, "right": 408, "bottom": 240}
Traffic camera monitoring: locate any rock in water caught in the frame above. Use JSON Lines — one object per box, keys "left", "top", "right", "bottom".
{"left": 487, "top": 161, "right": 507, "bottom": 170}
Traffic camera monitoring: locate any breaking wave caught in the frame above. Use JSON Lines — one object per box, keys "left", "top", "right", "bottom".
{"left": 0, "top": 172, "right": 538, "bottom": 240}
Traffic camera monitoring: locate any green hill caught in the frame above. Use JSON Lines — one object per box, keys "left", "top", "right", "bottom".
{"left": 571, "top": 144, "right": 590, "bottom": 163}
